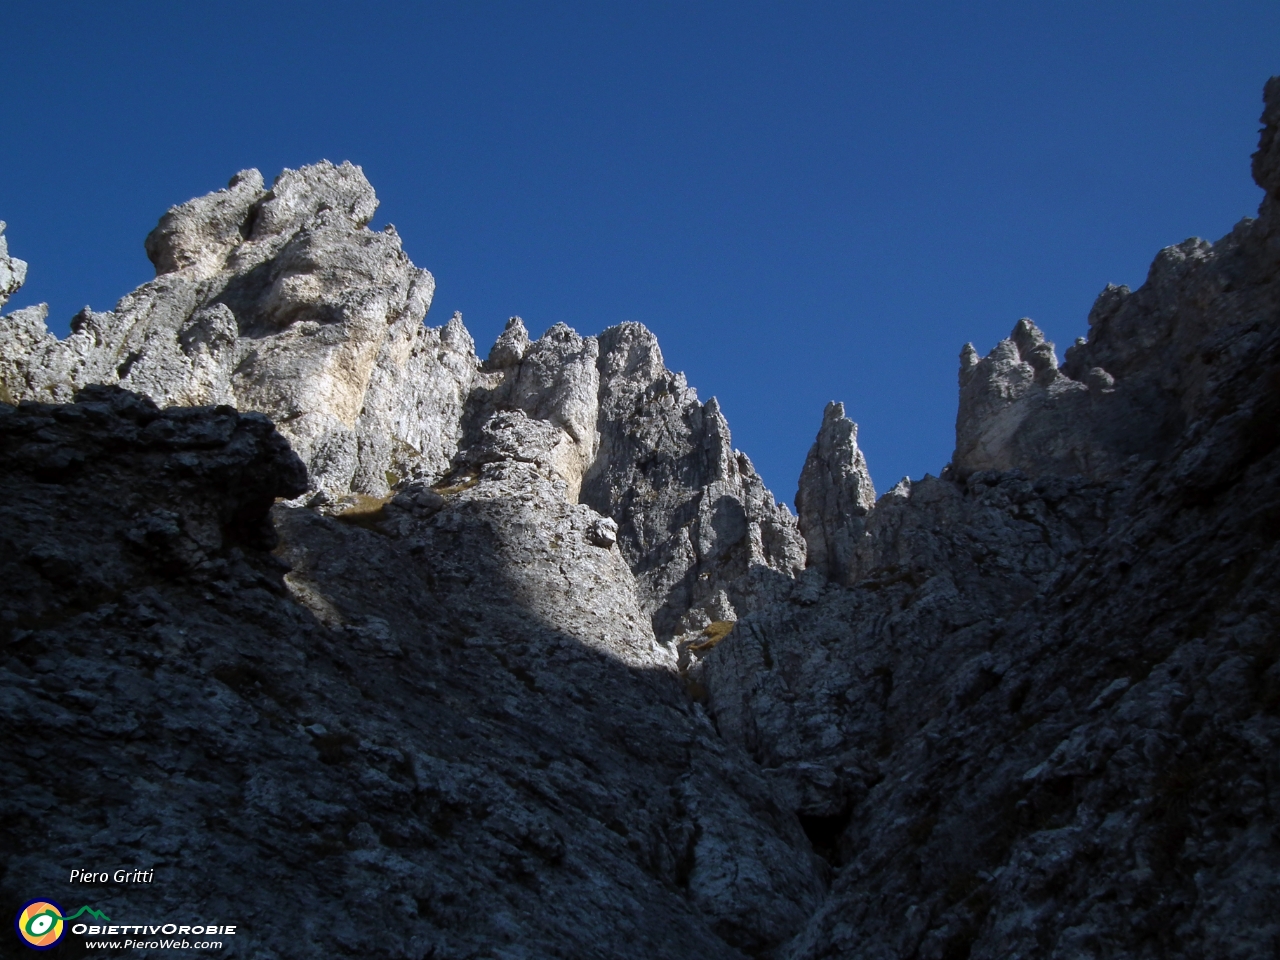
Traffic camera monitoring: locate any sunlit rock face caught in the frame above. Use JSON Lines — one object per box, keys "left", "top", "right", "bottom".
{"left": 0, "top": 221, "right": 27, "bottom": 311}
{"left": 2, "top": 76, "right": 1279, "bottom": 960}
{"left": 0, "top": 171, "right": 807, "bottom": 637}
{"left": 0, "top": 162, "right": 469, "bottom": 495}
{"left": 795, "top": 400, "right": 876, "bottom": 584}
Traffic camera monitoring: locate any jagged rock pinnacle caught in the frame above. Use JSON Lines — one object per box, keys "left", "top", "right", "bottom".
{"left": 795, "top": 400, "right": 875, "bottom": 583}
{"left": 0, "top": 221, "right": 28, "bottom": 312}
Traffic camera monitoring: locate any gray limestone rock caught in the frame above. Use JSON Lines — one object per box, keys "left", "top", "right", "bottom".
{"left": 951, "top": 86, "right": 1280, "bottom": 487}
{"left": 582, "top": 322, "right": 807, "bottom": 639}
{"left": 0, "top": 386, "right": 823, "bottom": 960}
{"left": 693, "top": 76, "right": 1280, "bottom": 960}
{"left": 0, "top": 220, "right": 27, "bottom": 311}
{"left": 509, "top": 321, "right": 602, "bottom": 499}
{"left": 486, "top": 315, "right": 531, "bottom": 369}
{"left": 952, "top": 318, "right": 1099, "bottom": 479}
{"left": 458, "top": 316, "right": 806, "bottom": 639}
{"left": 0, "top": 173, "right": 804, "bottom": 641}
{"left": 145, "top": 168, "right": 266, "bottom": 277}
{"left": 590, "top": 515, "right": 619, "bottom": 548}
{"left": 0, "top": 162, "right": 469, "bottom": 496}
{"left": 1253, "top": 75, "right": 1280, "bottom": 224}
{"left": 459, "top": 319, "right": 602, "bottom": 505}
{"left": 795, "top": 401, "right": 876, "bottom": 582}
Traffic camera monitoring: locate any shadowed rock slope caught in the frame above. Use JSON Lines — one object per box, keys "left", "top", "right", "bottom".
{"left": 697, "top": 76, "right": 1280, "bottom": 959}
{"left": 0, "top": 386, "right": 823, "bottom": 960}
{"left": 2, "top": 77, "right": 1279, "bottom": 960}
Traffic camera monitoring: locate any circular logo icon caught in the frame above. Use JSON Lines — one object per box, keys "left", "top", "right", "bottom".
{"left": 15, "top": 900, "right": 65, "bottom": 950}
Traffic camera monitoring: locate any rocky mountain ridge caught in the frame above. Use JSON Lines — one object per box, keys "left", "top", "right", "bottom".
{"left": 0, "top": 173, "right": 801, "bottom": 640}
{"left": 1, "top": 78, "right": 1278, "bottom": 959}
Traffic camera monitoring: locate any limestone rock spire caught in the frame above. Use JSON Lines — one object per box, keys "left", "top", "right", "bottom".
{"left": 795, "top": 401, "right": 875, "bottom": 582}
{"left": 486, "top": 316, "right": 530, "bottom": 369}
{"left": 1252, "top": 75, "right": 1280, "bottom": 222}
{"left": 0, "top": 222, "right": 27, "bottom": 310}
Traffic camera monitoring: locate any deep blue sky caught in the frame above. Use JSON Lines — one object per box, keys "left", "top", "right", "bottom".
{"left": 3, "top": 3, "right": 1277, "bottom": 502}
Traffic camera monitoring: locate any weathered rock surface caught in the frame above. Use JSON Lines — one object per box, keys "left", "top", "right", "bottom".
{"left": 0, "top": 221, "right": 26, "bottom": 312}
{"left": 0, "top": 195, "right": 805, "bottom": 638}
{"left": 0, "top": 221, "right": 35, "bottom": 405}
{"left": 2, "top": 74, "right": 1279, "bottom": 960}
{"left": 0, "top": 162, "right": 471, "bottom": 496}
{"left": 444, "top": 315, "right": 806, "bottom": 637}
{"left": 694, "top": 77, "right": 1280, "bottom": 958}
{"left": 580, "top": 322, "right": 806, "bottom": 639}
{"left": 0, "top": 387, "right": 823, "bottom": 959}
{"left": 952, "top": 175, "right": 1280, "bottom": 485}
{"left": 795, "top": 401, "right": 876, "bottom": 583}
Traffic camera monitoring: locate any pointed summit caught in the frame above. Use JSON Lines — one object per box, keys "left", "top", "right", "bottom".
{"left": 795, "top": 401, "right": 876, "bottom": 582}
{"left": 0, "top": 221, "right": 28, "bottom": 310}
{"left": 487, "top": 316, "right": 530, "bottom": 369}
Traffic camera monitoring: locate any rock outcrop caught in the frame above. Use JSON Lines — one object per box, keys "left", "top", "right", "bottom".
{"left": 951, "top": 141, "right": 1280, "bottom": 486}
{"left": 2, "top": 75, "right": 1279, "bottom": 960}
{"left": 0, "top": 194, "right": 805, "bottom": 637}
{"left": 0, "top": 385, "right": 824, "bottom": 960}
{"left": 0, "top": 221, "right": 33, "bottom": 404}
{"left": 795, "top": 400, "right": 876, "bottom": 583}
{"left": 0, "top": 221, "right": 26, "bottom": 312}
{"left": 952, "top": 312, "right": 1188, "bottom": 482}
{"left": 582, "top": 322, "right": 806, "bottom": 639}
{"left": 444, "top": 315, "right": 806, "bottom": 637}
{"left": 693, "top": 76, "right": 1280, "bottom": 958}
{"left": 0, "top": 163, "right": 471, "bottom": 495}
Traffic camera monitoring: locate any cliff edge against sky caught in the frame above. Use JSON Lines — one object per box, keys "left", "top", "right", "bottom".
{"left": 1, "top": 78, "right": 1278, "bottom": 960}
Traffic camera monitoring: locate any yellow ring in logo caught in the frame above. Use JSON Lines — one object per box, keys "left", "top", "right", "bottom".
{"left": 15, "top": 900, "right": 65, "bottom": 951}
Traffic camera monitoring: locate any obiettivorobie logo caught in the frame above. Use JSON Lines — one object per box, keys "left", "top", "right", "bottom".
{"left": 15, "top": 899, "right": 110, "bottom": 950}
{"left": 15, "top": 899, "right": 237, "bottom": 951}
